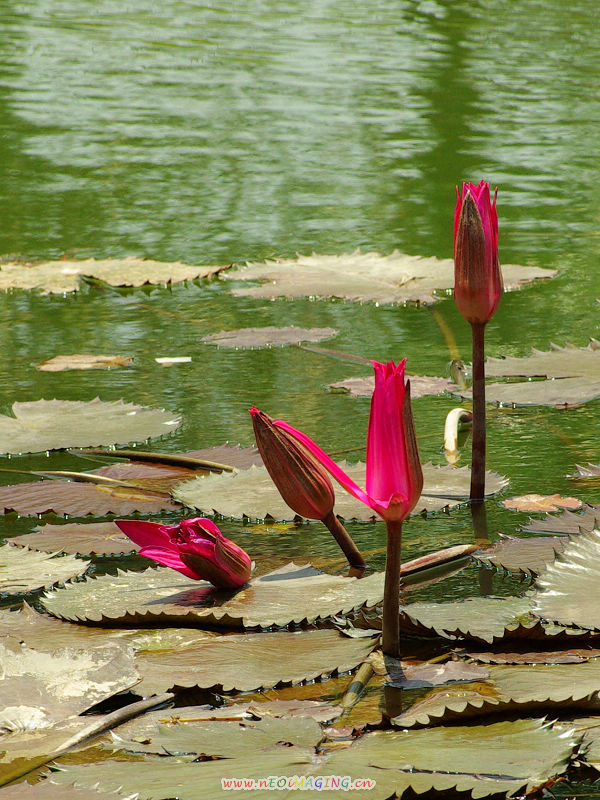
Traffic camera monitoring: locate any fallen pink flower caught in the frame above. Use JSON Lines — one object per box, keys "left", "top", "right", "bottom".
{"left": 115, "top": 516, "right": 251, "bottom": 588}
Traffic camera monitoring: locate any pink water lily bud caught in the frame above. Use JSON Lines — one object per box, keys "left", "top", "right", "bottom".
{"left": 114, "top": 516, "right": 251, "bottom": 589}
{"left": 269, "top": 359, "right": 423, "bottom": 523}
{"left": 454, "top": 180, "right": 503, "bottom": 324}
{"left": 250, "top": 406, "right": 335, "bottom": 520}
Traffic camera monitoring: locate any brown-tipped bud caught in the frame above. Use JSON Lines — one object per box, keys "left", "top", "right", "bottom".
{"left": 250, "top": 406, "right": 335, "bottom": 520}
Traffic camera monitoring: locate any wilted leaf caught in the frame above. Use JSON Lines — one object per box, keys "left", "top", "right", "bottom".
{"left": 10, "top": 522, "right": 139, "bottom": 556}
{"left": 522, "top": 504, "right": 600, "bottom": 535}
{"left": 42, "top": 563, "right": 385, "bottom": 629}
{"left": 502, "top": 493, "right": 582, "bottom": 512}
{"left": 0, "top": 257, "right": 230, "bottom": 294}
{"left": 201, "top": 325, "right": 338, "bottom": 349}
{"left": 0, "top": 398, "right": 181, "bottom": 455}
{"left": 223, "top": 250, "right": 555, "bottom": 305}
{"left": 173, "top": 461, "right": 508, "bottom": 522}
{"left": 245, "top": 699, "right": 341, "bottom": 723}
{"left": 328, "top": 374, "right": 455, "bottom": 398}
{"left": 394, "top": 661, "right": 600, "bottom": 727}
{"left": 534, "top": 528, "right": 600, "bottom": 630}
{"left": 0, "top": 479, "right": 180, "bottom": 517}
{"left": 474, "top": 534, "right": 565, "bottom": 577}
{"left": 369, "top": 651, "right": 489, "bottom": 688}
{"left": 35, "top": 354, "right": 134, "bottom": 372}
{"left": 398, "top": 594, "right": 591, "bottom": 644}
{"left": 133, "top": 628, "right": 374, "bottom": 694}
{"left": 0, "top": 545, "right": 88, "bottom": 594}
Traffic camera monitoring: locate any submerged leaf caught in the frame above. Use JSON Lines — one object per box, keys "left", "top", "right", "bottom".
{"left": 0, "top": 257, "right": 230, "bottom": 294}
{"left": 201, "top": 325, "right": 337, "bottom": 349}
{"left": 173, "top": 462, "right": 508, "bottom": 522}
{"left": 223, "top": 250, "right": 555, "bottom": 305}
{"left": 0, "top": 545, "right": 88, "bottom": 595}
{"left": 328, "top": 374, "right": 455, "bottom": 399}
{"left": 0, "top": 398, "right": 181, "bottom": 455}
{"left": 35, "top": 354, "right": 134, "bottom": 372}
{"left": 42, "top": 563, "right": 385, "bottom": 629}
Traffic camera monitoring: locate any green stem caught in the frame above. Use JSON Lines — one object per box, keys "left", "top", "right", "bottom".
{"left": 470, "top": 321, "right": 487, "bottom": 500}
{"left": 382, "top": 519, "right": 403, "bottom": 658}
{"left": 322, "top": 510, "right": 366, "bottom": 569}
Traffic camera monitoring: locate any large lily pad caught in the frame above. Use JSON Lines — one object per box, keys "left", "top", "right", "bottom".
{"left": 394, "top": 661, "right": 600, "bottom": 727}
{"left": 135, "top": 629, "right": 374, "bottom": 694}
{"left": 0, "top": 545, "right": 88, "bottom": 595}
{"left": 329, "top": 374, "right": 456, "bottom": 399}
{"left": 41, "top": 563, "right": 385, "bottom": 629}
{"left": 0, "top": 257, "right": 230, "bottom": 294}
{"left": 534, "top": 528, "right": 600, "bottom": 630}
{"left": 223, "top": 250, "right": 555, "bottom": 305}
{"left": 173, "top": 461, "right": 508, "bottom": 522}
{"left": 522, "top": 504, "right": 600, "bottom": 535}
{"left": 201, "top": 325, "right": 338, "bottom": 349}
{"left": 0, "top": 480, "right": 180, "bottom": 517}
{"left": 10, "top": 522, "right": 140, "bottom": 556}
{"left": 474, "top": 534, "right": 565, "bottom": 577}
{"left": 457, "top": 341, "right": 600, "bottom": 407}
{"left": 48, "top": 717, "right": 576, "bottom": 800}
{"left": 0, "top": 398, "right": 181, "bottom": 455}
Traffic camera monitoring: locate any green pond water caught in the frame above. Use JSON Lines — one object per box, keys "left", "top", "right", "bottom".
{"left": 1, "top": 0, "right": 600, "bottom": 789}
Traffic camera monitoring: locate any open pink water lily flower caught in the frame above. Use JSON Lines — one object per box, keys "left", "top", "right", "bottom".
{"left": 272, "top": 359, "right": 423, "bottom": 522}
{"left": 115, "top": 516, "right": 252, "bottom": 589}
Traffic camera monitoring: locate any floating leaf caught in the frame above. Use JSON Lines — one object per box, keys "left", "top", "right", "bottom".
{"left": 173, "top": 462, "right": 508, "bottom": 522}
{"left": 534, "top": 528, "right": 600, "bottom": 630}
{"left": 0, "top": 257, "right": 230, "bottom": 294}
{"left": 571, "top": 462, "right": 600, "bottom": 481}
{"left": 474, "top": 534, "right": 565, "bottom": 577}
{"left": 49, "top": 718, "right": 576, "bottom": 800}
{"left": 369, "top": 651, "right": 489, "bottom": 688}
{"left": 10, "top": 522, "right": 139, "bottom": 556}
{"left": 42, "top": 563, "right": 384, "bottom": 629}
{"left": 459, "top": 648, "right": 600, "bottom": 665}
{"left": 0, "top": 781, "right": 98, "bottom": 799}
{"left": 0, "top": 479, "right": 180, "bottom": 517}
{"left": 134, "top": 629, "right": 374, "bottom": 694}
{"left": 0, "top": 398, "right": 181, "bottom": 455}
{"left": 502, "top": 493, "right": 582, "bottom": 512}
{"left": 458, "top": 376, "right": 600, "bottom": 407}
{"left": 35, "top": 354, "right": 134, "bottom": 372}
{"left": 108, "top": 709, "right": 323, "bottom": 757}
{"left": 0, "top": 545, "right": 88, "bottom": 595}
{"left": 522, "top": 504, "right": 600, "bottom": 535}
{"left": 223, "top": 250, "right": 555, "bottom": 305}
{"left": 328, "top": 374, "right": 456, "bottom": 398}
{"left": 394, "top": 661, "right": 600, "bottom": 727}
{"left": 201, "top": 325, "right": 337, "bottom": 349}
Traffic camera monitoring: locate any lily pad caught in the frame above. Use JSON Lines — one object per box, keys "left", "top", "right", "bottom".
{"left": 134, "top": 629, "right": 374, "bottom": 694}
{"left": 0, "top": 479, "right": 180, "bottom": 517}
{"left": 0, "top": 545, "right": 88, "bottom": 595}
{"left": 501, "top": 493, "right": 582, "bottom": 512}
{"left": 0, "top": 398, "right": 181, "bottom": 455}
{"left": 459, "top": 376, "right": 600, "bottom": 408}
{"left": 48, "top": 717, "right": 576, "bottom": 800}
{"left": 41, "top": 562, "right": 385, "bottom": 629}
{"left": 0, "top": 257, "right": 230, "bottom": 294}
{"left": 474, "top": 534, "right": 566, "bottom": 577}
{"left": 394, "top": 661, "right": 600, "bottom": 727}
{"left": 35, "top": 354, "right": 134, "bottom": 372}
{"left": 201, "top": 325, "right": 338, "bottom": 349}
{"left": 10, "top": 522, "right": 139, "bottom": 556}
{"left": 173, "top": 461, "right": 508, "bottom": 522}
{"left": 459, "top": 647, "right": 600, "bottom": 665}
{"left": 223, "top": 250, "right": 555, "bottom": 305}
{"left": 522, "top": 504, "right": 600, "bottom": 535}
{"left": 328, "top": 374, "right": 456, "bottom": 399}
{"left": 534, "top": 528, "right": 600, "bottom": 630}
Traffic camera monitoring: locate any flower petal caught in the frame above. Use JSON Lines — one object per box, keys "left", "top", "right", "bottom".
{"left": 115, "top": 519, "right": 174, "bottom": 551}
{"left": 138, "top": 546, "right": 201, "bottom": 580}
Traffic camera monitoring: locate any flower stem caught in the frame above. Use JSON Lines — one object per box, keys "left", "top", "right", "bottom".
{"left": 322, "top": 510, "right": 366, "bottom": 569}
{"left": 382, "top": 519, "right": 403, "bottom": 658}
{"left": 470, "top": 321, "right": 486, "bottom": 501}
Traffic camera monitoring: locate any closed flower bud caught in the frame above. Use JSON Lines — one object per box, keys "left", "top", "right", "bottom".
{"left": 454, "top": 180, "right": 503, "bottom": 324}
{"left": 250, "top": 406, "right": 335, "bottom": 520}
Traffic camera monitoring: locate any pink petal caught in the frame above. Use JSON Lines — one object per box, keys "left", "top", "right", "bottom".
{"left": 115, "top": 519, "right": 174, "bottom": 551}
{"left": 138, "top": 546, "right": 202, "bottom": 580}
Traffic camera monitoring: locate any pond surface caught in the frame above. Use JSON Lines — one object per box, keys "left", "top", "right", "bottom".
{"left": 1, "top": 0, "right": 600, "bottom": 791}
